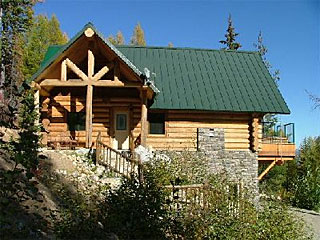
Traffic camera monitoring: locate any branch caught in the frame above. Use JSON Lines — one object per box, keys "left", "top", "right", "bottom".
{"left": 306, "top": 90, "right": 320, "bottom": 109}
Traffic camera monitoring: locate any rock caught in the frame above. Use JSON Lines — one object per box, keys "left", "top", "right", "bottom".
{"left": 75, "top": 148, "right": 90, "bottom": 155}
{"left": 134, "top": 145, "right": 154, "bottom": 163}
{"left": 0, "top": 127, "right": 19, "bottom": 142}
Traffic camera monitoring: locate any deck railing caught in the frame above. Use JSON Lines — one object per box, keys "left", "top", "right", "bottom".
{"left": 164, "top": 182, "right": 244, "bottom": 214}
{"left": 262, "top": 122, "right": 295, "bottom": 144}
{"left": 96, "top": 132, "right": 144, "bottom": 182}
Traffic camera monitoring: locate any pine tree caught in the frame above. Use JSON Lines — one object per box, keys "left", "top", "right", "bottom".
{"left": 219, "top": 14, "right": 241, "bottom": 50}
{"left": 116, "top": 31, "right": 125, "bottom": 45}
{"left": 21, "top": 14, "right": 68, "bottom": 80}
{"left": 254, "top": 31, "right": 280, "bottom": 126}
{"left": 107, "top": 31, "right": 125, "bottom": 45}
{"left": 254, "top": 31, "right": 280, "bottom": 85}
{"left": 130, "top": 22, "right": 146, "bottom": 46}
{"left": 0, "top": 0, "right": 35, "bottom": 127}
{"left": 107, "top": 34, "right": 117, "bottom": 45}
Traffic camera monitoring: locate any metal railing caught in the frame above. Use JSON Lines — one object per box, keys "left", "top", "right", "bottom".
{"left": 262, "top": 122, "right": 295, "bottom": 144}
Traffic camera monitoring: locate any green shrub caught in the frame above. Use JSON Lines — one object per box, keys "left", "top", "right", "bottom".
{"left": 146, "top": 151, "right": 209, "bottom": 185}
{"left": 259, "top": 162, "right": 288, "bottom": 198}
{"left": 287, "top": 137, "right": 320, "bottom": 211}
{"left": 100, "top": 171, "right": 169, "bottom": 239}
{"left": 169, "top": 179, "right": 311, "bottom": 240}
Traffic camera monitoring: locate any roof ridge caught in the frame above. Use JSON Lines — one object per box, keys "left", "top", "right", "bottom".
{"left": 116, "top": 45, "right": 259, "bottom": 54}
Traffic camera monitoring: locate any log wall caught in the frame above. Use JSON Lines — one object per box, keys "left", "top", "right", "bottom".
{"left": 42, "top": 92, "right": 262, "bottom": 151}
{"left": 146, "top": 111, "right": 262, "bottom": 151}
{"left": 43, "top": 92, "right": 142, "bottom": 148}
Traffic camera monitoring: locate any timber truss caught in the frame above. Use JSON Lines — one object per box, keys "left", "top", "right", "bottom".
{"left": 32, "top": 27, "right": 154, "bottom": 148}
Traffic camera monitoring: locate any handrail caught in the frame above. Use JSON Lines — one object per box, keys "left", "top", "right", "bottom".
{"left": 95, "top": 132, "right": 144, "bottom": 183}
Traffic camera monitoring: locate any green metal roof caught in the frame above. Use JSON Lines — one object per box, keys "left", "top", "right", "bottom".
{"left": 117, "top": 46, "right": 290, "bottom": 114}
{"left": 34, "top": 23, "right": 290, "bottom": 114}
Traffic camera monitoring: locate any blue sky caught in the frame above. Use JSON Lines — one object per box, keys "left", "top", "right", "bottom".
{"left": 35, "top": 0, "right": 320, "bottom": 146}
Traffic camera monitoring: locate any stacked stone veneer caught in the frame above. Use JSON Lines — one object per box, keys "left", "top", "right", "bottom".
{"left": 197, "top": 128, "right": 259, "bottom": 199}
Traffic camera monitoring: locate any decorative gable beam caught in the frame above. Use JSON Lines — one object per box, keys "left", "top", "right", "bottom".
{"left": 88, "top": 50, "right": 94, "bottom": 78}
{"left": 61, "top": 60, "right": 67, "bottom": 81}
{"left": 65, "top": 58, "right": 88, "bottom": 81}
{"left": 93, "top": 66, "right": 109, "bottom": 81}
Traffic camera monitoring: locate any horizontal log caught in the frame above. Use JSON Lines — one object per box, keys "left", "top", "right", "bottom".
{"left": 93, "top": 108, "right": 109, "bottom": 113}
{"left": 93, "top": 103, "right": 140, "bottom": 107}
{"left": 166, "top": 110, "right": 252, "bottom": 116}
{"left": 93, "top": 123, "right": 108, "bottom": 127}
{"left": 93, "top": 119, "right": 109, "bottom": 124}
{"left": 93, "top": 113, "right": 109, "bottom": 118}
{"left": 224, "top": 138, "right": 249, "bottom": 143}
{"left": 224, "top": 132, "right": 249, "bottom": 137}
{"left": 110, "top": 98, "right": 140, "bottom": 103}
{"left": 225, "top": 143, "right": 249, "bottom": 149}
{"left": 167, "top": 122, "right": 249, "bottom": 129}
{"left": 147, "top": 138, "right": 197, "bottom": 144}
{"left": 167, "top": 113, "right": 251, "bottom": 121}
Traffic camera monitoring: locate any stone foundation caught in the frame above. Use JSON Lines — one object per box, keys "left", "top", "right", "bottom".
{"left": 197, "top": 128, "right": 259, "bottom": 199}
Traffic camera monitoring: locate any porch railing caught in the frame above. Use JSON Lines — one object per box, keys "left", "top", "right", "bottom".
{"left": 96, "top": 132, "right": 144, "bottom": 182}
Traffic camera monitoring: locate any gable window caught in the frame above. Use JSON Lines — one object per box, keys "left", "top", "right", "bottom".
{"left": 67, "top": 112, "right": 85, "bottom": 131}
{"left": 148, "top": 113, "right": 165, "bottom": 134}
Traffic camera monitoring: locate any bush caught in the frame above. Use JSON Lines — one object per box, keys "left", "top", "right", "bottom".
{"left": 288, "top": 137, "right": 320, "bottom": 211}
{"left": 168, "top": 179, "right": 311, "bottom": 240}
{"left": 146, "top": 151, "right": 209, "bottom": 185}
{"left": 47, "top": 151, "right": 312, "bottom": 239}
{"left": 100, "top": 171, "right": 169, "bottom": 239}
{"left": 259, "top": 162, "right": 288, "bottom": 198}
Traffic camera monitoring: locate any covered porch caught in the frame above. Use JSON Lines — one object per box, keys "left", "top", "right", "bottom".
{"left": 32, "top": 26, "right": 154, "bottom": 151}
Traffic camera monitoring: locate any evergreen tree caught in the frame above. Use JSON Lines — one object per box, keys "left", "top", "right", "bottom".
{"left": 287, "top": 137, "right": 320, "bottom": 211}
{"left": 0, "top": 0, "right": 35, "bottom": 127}
{"left": 254, "top": 31, "right": 280, "bottom": 84}
{"left": 219, "top": 14, "right": 241, "bottom": 50}
{"left": 107, "top": 30, "right": 125, "bottom": 45}
{"left": 116, "top": 30, "right": 125, "bottom": 45}
{"left": 254, "top": 31, "right": 280, "bottom": 125}
{"left": 107, "top": 34, "right": 117, "bottom": 45}
{"left": 21, "top": 14, "right": 68, "bottom": 80}
{"left": 130, "top": 22, "right": 146, "bottom": 46}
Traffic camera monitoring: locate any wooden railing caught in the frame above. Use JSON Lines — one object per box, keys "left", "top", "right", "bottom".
{"left": 96, "top": 132, "right": 244, "bottom": 213}
{"left": 164, "top": 182, "right": 244, "bottom": 214}
{"left": 96, "top": 132, "right": 144, "bottom": 182}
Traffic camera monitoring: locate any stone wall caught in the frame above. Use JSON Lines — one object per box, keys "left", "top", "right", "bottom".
{"left": 197, "top": 128, "right": 259, "bottom": 199}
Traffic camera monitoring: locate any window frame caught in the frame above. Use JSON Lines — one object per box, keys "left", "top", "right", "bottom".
{"left": 148, "top": 112, "right": 166, "bottom": 135}
{"left": 67, "top": 112, "right": 86, "bottom": 131}
{"left": 116, "top": 113, "right": 127, "bottom": 131}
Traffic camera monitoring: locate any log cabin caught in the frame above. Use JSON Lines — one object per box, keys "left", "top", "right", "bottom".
{"left": 29, "top": 23, "right": 295, "bottom": 179}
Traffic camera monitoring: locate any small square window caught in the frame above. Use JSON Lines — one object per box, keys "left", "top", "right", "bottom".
{"left": 116, "top": 114, "right": 127, "bottom": 130}
{"left": 148, "top": 113, "right": 165, "bottom": 134}
{"left": 67, "top": 112, "right": 85, "bottom": 131}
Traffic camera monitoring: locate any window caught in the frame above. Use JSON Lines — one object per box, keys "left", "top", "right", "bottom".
{"left": 148, "top": 113, "right": 165, "bottom": 134}
{"left": 67, "top": 112, "right": 85, "bottom": 131}
{"left": 116, "top": 114, "right": 127, "bottom": 130}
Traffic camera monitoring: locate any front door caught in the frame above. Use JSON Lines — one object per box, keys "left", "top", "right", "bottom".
{"left": 113, "top": 111, "right": 129, "bottom": 150}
